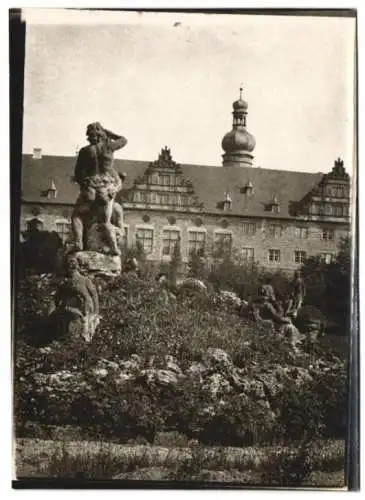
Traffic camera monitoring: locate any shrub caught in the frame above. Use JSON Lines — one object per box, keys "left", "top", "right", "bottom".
{"left": 301, "top": 236, "right": 351, "bottom": 334}
{"left": 18, "top": 228, "right": 64, "bottom": 275}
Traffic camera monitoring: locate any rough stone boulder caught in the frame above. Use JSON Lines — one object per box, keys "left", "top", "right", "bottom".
{"left": 76, "top": 250, "right": 121, "bottom": 277}
{"left": 202, "top": 347, "right": 233, "bottom": 372}
{"left": 202, "top": 373, "right": 232, "bottom": 397}
{"left": 131, "top": 354, "right": 186, "bottom": 388}
{"left": 138, "top": 368, "right": 183, "bottom": 388}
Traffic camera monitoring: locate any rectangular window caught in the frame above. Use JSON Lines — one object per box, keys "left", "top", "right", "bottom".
{"left": 188, "top": 231, "right": 206, "bottom": 256}
{"left": 295, "top": 227, "right": 308, "bottom": 239}
{"left": 162, "top": 229, "right": 180, "bottom": 256}
{"left": 140, "top": 191, "right": 148, "bottom": 204}
{"left": 213, "top": 232, "right": 232, "bottom": 257}
{"left": 268, "top": 249, "right": 280, "bottom": 262}
{"left": 333, "top": 204, "right": 344, "bottom": 217}
{"left": 160, "top": 194, "right": 169, "bottom": 205}
{"left": 241, "top": 247, "right": 255, "bottom": 261}
{"left": 322, "top": 229, "right": 334, "bottom": 241}
{"left": 322, "top": 253, "right": 334, "bottom": 264}
{"left": 180, "top": 195, "right": 189, "bottom": 206}
{"left": 150, "top": 192, "right": 158, "bottom": 204}
{"left": 311, "top": 203, "right": 320, "bottom": 215}
{"left": 268, "top": 224, "right": 283, "bottom": 238}
{"left": 56, "top": 221, "right": 71, "bottom": 243}
{"left": 136, "top": 227, "right": 153, "bottom": 254}
{"left": 159, "top": 175, "right": 170, "bottom": 186}
{"left": 294, "top": 250, "right": 307, "bottom": 264}
{"left": 243, "top": 222, "right": 256, "bottom": 235}
{"left": 271, "top": 205, "right": 280, "bottom": 213}
{"left": 325, "top": 204, "right": 333, "bottom": 216}
{"left": 134, "top": 192, "right": 141, "bottom": 203}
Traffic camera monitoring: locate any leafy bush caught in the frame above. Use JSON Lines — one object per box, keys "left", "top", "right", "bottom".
{"left": 301, "top": 236, "right": 351, "bottom": 334}
{"left": 173, "top": 380, "right": 277, "bottom": 447}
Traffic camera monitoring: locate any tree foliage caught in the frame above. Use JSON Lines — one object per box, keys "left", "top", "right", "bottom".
{"left": 301, "top": 236, "right": 351, "bottom": 334}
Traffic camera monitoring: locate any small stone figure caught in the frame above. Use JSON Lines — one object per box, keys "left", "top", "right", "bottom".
{"left": 252, "top": 283, "right": 303, "bottom": 351}
{"left": 53, "top": 255, "right": 100, "bottom": 342}
{"left": 71, "top": 122, "right": 127, "bottom": 256}
{"left": 286, "top": 270, "right": 306, "bottom": 318}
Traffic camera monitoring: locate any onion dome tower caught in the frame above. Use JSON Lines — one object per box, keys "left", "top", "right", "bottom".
{"left": 222, "top": 87, "right": 256, "bottom": 167}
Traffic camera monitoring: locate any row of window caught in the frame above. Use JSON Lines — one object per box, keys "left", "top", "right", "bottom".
{"left": 243, "top": 223, "right": 335, "bottom": 241}
{"left": 135, "top": 228, "right": 334, "bottom": 264}
{"left": 24, "top": 218, "right": 336, "bottom": 264}
{"left": 133, "top": 191, "right": 191, "bottom": 206}
{"left": 26, "top": 218, "right": 338, "bottom": 244}
{"left": 323, "top": 185, "right": 349, "bottom": 198}
{"left": 136, "top": 228, "right": 210, "bottom": 256}
{"left": 147, "top": 174, "right": 181, "bottom": 187}
{"left": 26, "top": 219, "right": 338, "bottom": 249}
{"left": 310, "top": 203, "right": 349, "bottom": 217}
{"left": 267, "top": 249, "right": 334, "bottom": 264}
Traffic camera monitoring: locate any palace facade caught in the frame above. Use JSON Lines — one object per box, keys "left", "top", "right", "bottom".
{"left": 19, "top": 93, "right": 352, "bottom": 273}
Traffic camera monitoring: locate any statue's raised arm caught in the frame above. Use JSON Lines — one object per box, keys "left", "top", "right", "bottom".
{"left": 103, "top": 127, "right": 128, "bottom": 152}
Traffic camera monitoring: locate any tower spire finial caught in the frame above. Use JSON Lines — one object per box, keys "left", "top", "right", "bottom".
{"left": 239, "top": 84, "right": 243, "bottom": 100}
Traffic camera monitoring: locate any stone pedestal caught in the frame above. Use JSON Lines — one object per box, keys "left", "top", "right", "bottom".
{"left": 76, "top": 250, "right": 122, "bottom": 277}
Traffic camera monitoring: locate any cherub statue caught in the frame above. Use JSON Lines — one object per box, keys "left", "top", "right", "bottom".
{"left": 53, "top": 255, "right": 100, "bottom": 341}
{"left": 71, "top": 122, "right": 127, "bottom": 255}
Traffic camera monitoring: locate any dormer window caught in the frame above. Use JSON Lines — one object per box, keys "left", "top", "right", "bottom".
{"left": 241, "top": 180, "right": 254, "bottom": 195}
{"left": 47, "top": 179, "right": 58, "bottom": 199}
{"left": 265, "top": 194, "right": 280, "bottom": 213}
{"left": 223, "top": 193, "right": 232, "bottom": 211}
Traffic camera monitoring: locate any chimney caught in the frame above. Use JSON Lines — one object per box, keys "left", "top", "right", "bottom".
{"left": 33, "top": 148, "right": 42, "bottom": 159}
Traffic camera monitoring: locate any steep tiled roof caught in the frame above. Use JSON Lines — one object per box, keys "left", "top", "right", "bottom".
{"left": 21, "top": 154, "right": 324, "bottom": 219}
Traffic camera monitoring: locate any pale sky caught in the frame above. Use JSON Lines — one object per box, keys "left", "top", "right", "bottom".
{"left": 22, "top": 10, "right": 356, "bottom": 173}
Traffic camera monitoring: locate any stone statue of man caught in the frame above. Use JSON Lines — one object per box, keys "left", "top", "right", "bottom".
{"left": 71, "top": 122, "right": 127, "bottom": 255}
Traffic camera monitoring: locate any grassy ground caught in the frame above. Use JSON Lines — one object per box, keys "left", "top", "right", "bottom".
{"left": 15, "top": 436, "right": 346, "bottom": 488}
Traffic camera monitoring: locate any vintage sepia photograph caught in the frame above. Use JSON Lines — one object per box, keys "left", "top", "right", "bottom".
{"left": 11, "top": 8, "right": 358, "bottom": 489}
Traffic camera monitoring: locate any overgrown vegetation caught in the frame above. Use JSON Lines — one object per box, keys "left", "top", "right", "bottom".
{"left": 14, "top": 269, "right": 348, "bottom": 449}
{"left": 14, "top": 234, "right": 351, "bottom": 485}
